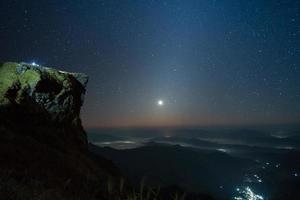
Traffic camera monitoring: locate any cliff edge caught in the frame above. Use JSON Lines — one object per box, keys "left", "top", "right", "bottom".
{"left": 0, "top": 62, "right": 88, "bottom": 148}
{"left": 0, "top": 62, "right": 121, "bottom": 200}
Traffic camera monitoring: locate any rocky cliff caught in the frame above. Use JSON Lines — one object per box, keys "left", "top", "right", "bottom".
{"left": 0, "top": 62, "right": 122, "bottom": 200}
{"left": 0, "top": 62, "right": 88, "bottom": 148}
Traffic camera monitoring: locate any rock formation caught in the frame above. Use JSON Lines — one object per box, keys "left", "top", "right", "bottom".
{"left": 0, "top": 62, "right": 121, "bottom": 200}
{"left": 0, "top": 62, "right": 89, "bottom": 148}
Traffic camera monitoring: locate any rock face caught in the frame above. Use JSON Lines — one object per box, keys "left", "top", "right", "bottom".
{"left": 0, "top": 62, "right": 88, "bottom": 147}
{"left": 0, "top": 62, "right": 121, "bottom": 199}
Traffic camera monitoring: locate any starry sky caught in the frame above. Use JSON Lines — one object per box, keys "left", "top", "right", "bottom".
{"left": 1, "top": 0, "right": 299, "bottom": 128}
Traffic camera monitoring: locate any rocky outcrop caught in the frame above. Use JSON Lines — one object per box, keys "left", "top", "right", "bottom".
{"left": 0, "top": 62, "right": 122, "bottom": 200}
{"left": 0, "top": 62, "right": 88, "bottom": 148}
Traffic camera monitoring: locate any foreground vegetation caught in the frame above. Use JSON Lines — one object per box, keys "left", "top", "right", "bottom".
{"left": 0, "top": 176, "right": 187, "bottom": 200}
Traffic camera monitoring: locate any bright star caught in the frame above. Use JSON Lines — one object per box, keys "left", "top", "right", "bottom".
{"left": 157, "top": 100, "right": 164, "bottom": 106}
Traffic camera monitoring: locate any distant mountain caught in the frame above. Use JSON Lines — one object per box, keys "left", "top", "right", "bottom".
{"left": 87, "top": 127, "right": 300, "bottom": 151}
{"left": 150, "top": 136, "right": 299, "bottom": 155}
{"left": 90, "top": 142, "right": 253, "bottom": 199}
{"left": 88, "top": 127, "right": 300, "bottom": 200}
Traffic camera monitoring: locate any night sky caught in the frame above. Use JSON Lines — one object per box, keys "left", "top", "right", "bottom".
{"left": 1, "top": 0, "right": 299, "bottom": 128}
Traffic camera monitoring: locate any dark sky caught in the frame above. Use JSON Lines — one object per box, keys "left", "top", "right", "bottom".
{"left": 1, "top": 0, "right": 299, "bottom": 128}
